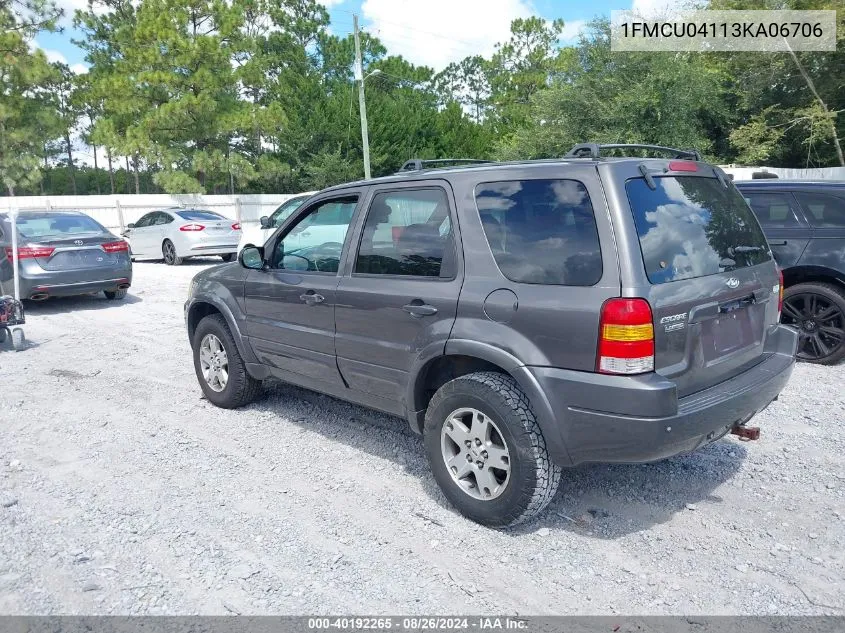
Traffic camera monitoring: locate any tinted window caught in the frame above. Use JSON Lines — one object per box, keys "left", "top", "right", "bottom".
{"left": 153, "top": 212, "right": 173, "bottom": 225}
{"left": 794, "top": 192, "right": 845, "bottom": 228}
{"left": 627, "top": 177, "right": 771, "bottom": 285}
{"left": 744, "top": 192, "right": 802, "bottom": 228}
{"left": 176, "top": 209, "right": 226, "bottom": 221}
{"left": 268, "top": 197, "right": 308, "bottom": 228}
{"left": 355, "top": 188, "right": 454, "bottom": 278}
{"left": 17, "top": 213, "right": 105, "bottom": 239}
{"left": 270, "top": 197, "right": 358, "bottom": 273}
{"left": 134, "top": 213, "right": 154, "bottom": 228}
{"left": 474, "top": 179, "right": 602, "bottom": 286}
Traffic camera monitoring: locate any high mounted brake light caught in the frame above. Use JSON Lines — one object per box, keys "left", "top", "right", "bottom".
{"left": 668, "top": 160, "right": 698, "bottom": 172}
{"left": 597, "top": 298, "right": 655, "bottom": 375}
{"left": 5, "top": 245, "right": 55, "bottom": 261}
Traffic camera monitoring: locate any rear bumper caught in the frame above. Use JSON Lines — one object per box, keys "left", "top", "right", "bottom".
{"left": 16, "top": 259, "right": 133, "bottom": 299}
{"left": 528, "top": 325, "right": 798, "bottom": 465}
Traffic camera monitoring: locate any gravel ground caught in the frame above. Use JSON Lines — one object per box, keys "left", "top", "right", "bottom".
{"left": 0, "top": 260, "right": 843, "bottom": 616}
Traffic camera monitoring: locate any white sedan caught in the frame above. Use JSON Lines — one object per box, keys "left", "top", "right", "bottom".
{"left": 237, "top": 193, "right": 314, "bottom": 254}
{"left": 123, "top": 208, "right": 241, "bottom": 265}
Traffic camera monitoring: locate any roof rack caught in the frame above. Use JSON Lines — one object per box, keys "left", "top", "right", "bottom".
{"left": 398, "top": 158, "right": 493, "bottom": 172}
{"left": 565, "top": 143, "right": 702, "bottom": 161}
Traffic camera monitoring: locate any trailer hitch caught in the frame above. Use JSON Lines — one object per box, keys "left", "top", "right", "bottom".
{"left": 731, "top": 425, "right": 761, "bottom": 441}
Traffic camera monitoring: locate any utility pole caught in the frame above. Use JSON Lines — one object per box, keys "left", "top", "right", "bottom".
{"left": 353, "top": 14, "right": 371, "bottom": 180}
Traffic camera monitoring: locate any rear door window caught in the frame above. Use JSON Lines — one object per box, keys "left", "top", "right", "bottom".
{"left": 626, "top": 177, "right": 771, "bottom": 284}
{"left": 743, "top": 192, "right": 803, "bottom": 228}
{"left": 794, "top": 191, "right": 845, "bottom": 228}
{"left": 474, "top": 179, "right": 602, "bottom": 286}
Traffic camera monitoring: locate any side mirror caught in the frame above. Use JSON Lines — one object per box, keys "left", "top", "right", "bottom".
{"left": 259, "top": 216, "right": 270, "bottom": 229}
{"left": 239, "top": 245, "right": 265, "bottom": 270}
{"left": 127, "top": 223, "right": 136, "bottom": 229}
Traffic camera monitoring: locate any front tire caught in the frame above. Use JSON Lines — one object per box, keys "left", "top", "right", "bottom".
{"left": 162, "top": 239, "right": 183, "bottom": 266}
{"left": 782, "top": 282, "right": 845, "bottom": 365}
{"left": 192, "top": 314, "right": 261, "bottom": 408}
{"left": 423, "top": 371, "right": 561, "bottom": 528}
{"left": 104, "top": 288, "right": 128, "bottom": 300}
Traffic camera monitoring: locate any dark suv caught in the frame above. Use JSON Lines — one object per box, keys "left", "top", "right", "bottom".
{"left": 735, "top": 180, "right": 845, "bottom": 365}
{"left": 185, "top": 145, "right": 797, "bottom": 527}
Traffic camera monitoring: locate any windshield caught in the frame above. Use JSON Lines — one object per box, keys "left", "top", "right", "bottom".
{"left": 268, "top": 196, "right": 308, "bottom": 228}
{"left": 176, "top": 210, "right": 226, "bottom": 221}
{"left": 17, "top": 213, "right": 105, "bottom": 239}
{"left": 626, "top": 176, "right": 771, "bottom": 285}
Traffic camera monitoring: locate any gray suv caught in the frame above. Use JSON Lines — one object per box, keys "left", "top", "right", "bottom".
{"left": 185, "top": 145, "right": 797, "bottom": 527}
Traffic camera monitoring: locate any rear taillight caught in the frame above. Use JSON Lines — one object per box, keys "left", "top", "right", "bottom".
{"left": 597, "top": 298, "right": 655, "bottom": 375}
{"left": 180, "top": 224, "right": 205, "bottom": 231}
{"left": 777, "top": 269, "right": 784, "bottom": 317}
{"left": 101, "top": 240, "right": 129, "bottom": 253}
{"left": 231, "top": 223, "right": 241, "bottom": 230}
{"left": 5, "top": 245, "right": 55, "bottom": 261}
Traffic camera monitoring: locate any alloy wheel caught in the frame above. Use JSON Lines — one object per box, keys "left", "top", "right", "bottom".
{"left": 163, "top": 241, "right": 176, "bottom": 264}
{"left": 782, "top": 292, "right": 845, "bottom": 361}
{"left": 199, "top": 333, "right": 229, "bottom": 392}
{"left": 440, "top": 407, "right": 511, "bottom": 501}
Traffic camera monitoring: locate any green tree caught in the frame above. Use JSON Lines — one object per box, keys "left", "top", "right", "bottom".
{"left": 0, "top": 0, "right": 63, "bottom": 195}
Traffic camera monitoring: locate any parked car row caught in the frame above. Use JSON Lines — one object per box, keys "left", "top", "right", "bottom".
{"left": 185, "top": 144, "right": 807, "bottom": 528}
{"left": 0, "top": 199, "right": 310, "bottom": 302}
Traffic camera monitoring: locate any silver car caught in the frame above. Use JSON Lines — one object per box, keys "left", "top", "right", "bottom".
{"left": 124, "top": 208, "right": 241, "bottom": 265}
{"left": 0, "top": 210, "right": 132, "bottom": 301}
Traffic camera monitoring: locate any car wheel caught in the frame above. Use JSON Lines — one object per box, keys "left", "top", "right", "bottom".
{"left": 0, "top": 328, "right": 6, "bottom": 344}
{"left": 192, "top": 314, "right": 261, "bottom": 408}
{"left": 220, "top": 253, "right": 235, "bottom": 262}
{"left": 782, "top": 282, "right": 845, "bottom": 365}
{"left": 162, "top": 239, "right": 183, "bottom": 266}
{"left": 423, "top": 371, "right": 561, "bottom": 528}
{"left": 104, "top": 288, "right": 128, "bottom": 301}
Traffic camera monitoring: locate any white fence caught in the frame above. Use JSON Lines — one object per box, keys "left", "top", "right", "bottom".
{"left": 719, "top": 165, "right": 845, "bottom": 181}
{"left": 4, "top": 164, "right": 844, "bottom": 231}
{"left": 3, "top": 193, "right": 304, "bottom": 232}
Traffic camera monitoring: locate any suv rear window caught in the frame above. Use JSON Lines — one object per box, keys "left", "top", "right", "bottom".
{"left": 474, "top": 179, "right": 602, "bottom": 286}
{"left": 626, "top": 177, "right": 771, "bottom": 285}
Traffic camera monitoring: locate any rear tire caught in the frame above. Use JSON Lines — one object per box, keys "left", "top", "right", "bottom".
{"left": 162, "top": 239, "right": 183, "bottom": 266}
{"left": 782, "top": 282, "right": 845, "bottom": 365}
{"left": 0, "top": 328, "right": 6, "bottom": 344}
{"left": 104, "top": 288, "right": 128, "bottom": 300}
{"left": 192, "top": 314, "right": 261, "bottom": 408}
{"left": 423, "top": 371, "right": 561, "bottom": 528}
{"left": 220, "top": 253, "right": 235, "bottom": 262}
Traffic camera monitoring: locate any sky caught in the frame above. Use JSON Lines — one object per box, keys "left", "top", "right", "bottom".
{"left": 34, "top": 0, "right": 676, "bottom": 75}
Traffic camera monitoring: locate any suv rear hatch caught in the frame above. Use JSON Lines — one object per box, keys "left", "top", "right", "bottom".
{"left": 602, "top": 160, "right": 781, "bottom": 398}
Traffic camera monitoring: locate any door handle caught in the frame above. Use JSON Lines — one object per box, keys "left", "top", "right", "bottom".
{"left": 299, "top": 292, "right": 325, "bottom": 305}
{"left": 770, "top": 240, "right": 788, "bottom": 246}
{"left": 403, "top": 302, "right": 438, "bottom": 318}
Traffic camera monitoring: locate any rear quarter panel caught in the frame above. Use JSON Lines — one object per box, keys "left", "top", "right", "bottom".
{"left": 447, "top": 164, "right": 621, "bottom": 371}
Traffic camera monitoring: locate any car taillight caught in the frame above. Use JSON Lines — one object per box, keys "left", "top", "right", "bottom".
{"left": 101, "top": 240, "right": 129, "bottom": 253}
{"left": 231, "top": 223, "right": 241, "bottom": 230}
{"left": 597, "top": 298, "right": 655, "bottom": 375}
{"left": 5, "top": 245, "right": 55, "bottom": 261}
{"left": 180, "top": 224, "right": 205, "bottom": 231}
{"left": 777, "top": 269, "right": 784, "bottom": 317}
